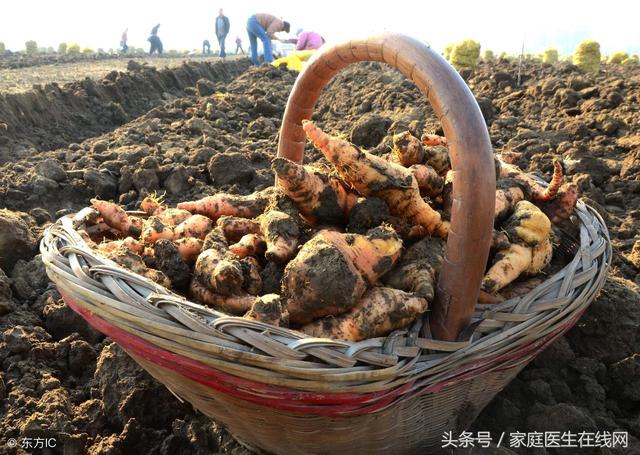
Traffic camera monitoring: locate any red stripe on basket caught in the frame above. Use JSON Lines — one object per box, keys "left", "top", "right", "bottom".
{"left": 60, "top": 290, "right": 413, "bottom": 416}
{"left": 59, "top": 289, "right": 584, "bottom": 417}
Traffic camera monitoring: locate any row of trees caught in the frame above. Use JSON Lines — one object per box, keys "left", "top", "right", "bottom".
{"left": 1, "top": 39, "right": 638, "bottom": 69}
{"left": 443, "top": 39, "right": 639, "bottom": 73}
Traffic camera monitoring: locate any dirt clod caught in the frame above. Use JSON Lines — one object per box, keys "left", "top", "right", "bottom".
{"left": 196, "top": 78, "right": 216, "bottom": 97}
{"left": 207, "top": 152, "right": 256, "bottom": 187}
{"left": 0, "top": 209, "right": 37, "bottom": 273}
{"left": 347, "top": 197, "right": 391, "bottom": 233}
{"left": 84, "top": 169, "right": 118, "bottom": 199}
{"left": 35, "top": 158, "right": 67, "bottom": 182}
{"left": 350, "top": 113, "right": 392, "bottom": 148}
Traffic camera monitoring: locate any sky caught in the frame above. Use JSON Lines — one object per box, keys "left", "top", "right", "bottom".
{"left": 2, "top": 0, "right": 639, "bottom": 56}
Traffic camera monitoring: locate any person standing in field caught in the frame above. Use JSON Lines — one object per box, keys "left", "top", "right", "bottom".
{"left": 235, "top": 36, "right": 245, "bottom": 54}
{"left": 203, "top": 40, "right": 211, "bottom": 54}
{"left": 246, "top": 13, "right": 290, "bottom": 65}
{"left": 148, "top": 23, "right": 163, "bottom": 55}
{"left": 215, "top": 9, "right": 230, "bottom": 58}
{"left": 296, "top": 30, "right": 325, "bottom": 51}
{"left": 120, "top": 28, "right": 128, "bottom": 53}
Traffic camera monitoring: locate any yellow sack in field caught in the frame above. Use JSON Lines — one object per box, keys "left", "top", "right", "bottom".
{"left": 273, "top": 50, "right": 317, "bottom": 71}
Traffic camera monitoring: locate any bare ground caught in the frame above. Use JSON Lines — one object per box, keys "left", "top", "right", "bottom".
{"left": 0, "top": 55, "right": 244, "bottom": 94}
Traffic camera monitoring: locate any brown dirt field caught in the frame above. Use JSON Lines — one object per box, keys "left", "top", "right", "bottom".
{"left": 0, "top": 57, "right": 638, "bottom": 454}
{"left": 0, "top": 55, "right": 242, "bottom": 94}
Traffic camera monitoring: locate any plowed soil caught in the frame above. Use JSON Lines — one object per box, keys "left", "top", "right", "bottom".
{"left": 0, "top": 57, "right": 638, "bottom": 454}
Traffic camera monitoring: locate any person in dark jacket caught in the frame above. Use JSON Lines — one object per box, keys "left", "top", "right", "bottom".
{"left": 246, "top": 13, "right": 290, "bottom": 65}
{"left": 148, "top": 35, "right": 163, "bottom": 54}
{"left": 148, "top": 23, "right": 163, "bottom": 55}
{"left": 215, "top": 9, "right": 230, "bottom": 58}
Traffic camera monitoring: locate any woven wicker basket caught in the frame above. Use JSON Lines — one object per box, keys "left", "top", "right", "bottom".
{"left": 41, "top": 34, "right": 611, "bottom": 454}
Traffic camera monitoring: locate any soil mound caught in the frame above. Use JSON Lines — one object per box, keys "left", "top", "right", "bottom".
{"left": 0, "top": 59, "right": 250, "bottom": 157}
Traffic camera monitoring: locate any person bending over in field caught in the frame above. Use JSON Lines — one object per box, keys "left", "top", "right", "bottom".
{"left": 246, "top": 13, "right": 290, "bottom": 65}
{"left": 295, "top": 30, "right": 325, "bottom": 50}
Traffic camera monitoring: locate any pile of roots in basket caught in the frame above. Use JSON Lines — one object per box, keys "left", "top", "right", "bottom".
{"left": 79, "top": 121, "right": 579, "bottom": 342}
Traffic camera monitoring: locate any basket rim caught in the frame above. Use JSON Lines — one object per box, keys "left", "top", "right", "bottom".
{"left": 40, "top": 200, "right": 611, "bottom": 399}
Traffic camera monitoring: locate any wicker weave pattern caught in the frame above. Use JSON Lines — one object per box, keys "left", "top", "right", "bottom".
{"left": 41, "top": 202, "right": 609, "bottom": 401}
{"left": 40, "top": 192, "right": 609, "bottom": 454}
{"left": 130, "top": 352, "right": 526, "bottom": 454}
{"left": 39, "top": 32, "right": 610, "bottom": 452}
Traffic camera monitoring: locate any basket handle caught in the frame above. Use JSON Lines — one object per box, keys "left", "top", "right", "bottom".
{"left": 276, "top": 33, "right": 495, "bottom": 341}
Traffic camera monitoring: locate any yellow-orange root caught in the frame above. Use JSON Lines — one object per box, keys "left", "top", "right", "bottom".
{"left": 497, "top": 158, "right": 564, "bottom": 202}
{"left": 410, "top": 164, "right": 444, "bottom": 198}
{"left": 229, "top": 234, "right": 266, "bottom": 259}
{"left": 243, "top": 294, "right": 289, "bottom": 327}
{"left": 504, "top": 200, "right": 552, "bottom": 247}
{"left": 140, "top": 193, "right": 165, "bottom": 216}
{"left": 177, "top": 190, "right": 271, "bottom": 220}
{"left": 482, "top": 202, "right": 553, "bottom": 293}
{"left": 494, "top": 180, "right": 528, "bottom": 222}
{"left": 384, "top": 237, "right": 443, "bottom": 301}
{"left": 97, "top": 237, "right": 145, "bottom": 255}
{"left": 424, "top": 146, "right": 451, "bottom": 175}
{"left": 391, "top": 131, "right": 425, "bottom": 167}
{"left": 141, "top": 214, "right": 213, "bottom": 244}
{"left": 421, "top": 133, "right": 448, "bottom": 147}
{"left": 283, "top": 226, "right": 402, "bottom": 325}
{"left": 193, "top": 248, "right": 244, "bottom": 297}
{"left": 302, "top": 121, "right": 448, "bottom": 238}
{"left": 259, "top": 208, "right": 300, "bottom": 264}
{"left": 91, "top": 199, "right": 142, "bottom": 237}
{"left": 157, "top": 208, "right": 192, "bottom": 226}
{"left": 317, "top": 228, "right": 402, "bottom": 284}
{"left": 216, "top": 216, "right": 261, "bottom": 243}
{"left": 140, "top": 216, "right": 175, "bottom": 244}
{"left": 193, "top": 228, "right": 245, "bottom": 297}
{"left": 272, "top": 157, "right": 357, "bottom": 225}
{"left": 173, "top": 214, "right": 213, "bottom": 240}
{"left": 174, "top": 237, "right": 203, "bottom": 264}
{"left": 540, "top": 183, "right": 579, "bottom": 224}
{"left": 190, "top": 280, "right": 254, "bottom": 315}
{"left": 481, "top": 237, "right": 553, "bottom": 294}
{"left": 299, "top": 287, "right": 427, "bottom": 341}
{"left": 481, "top": 244, "right": 533, "bottom": 294}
